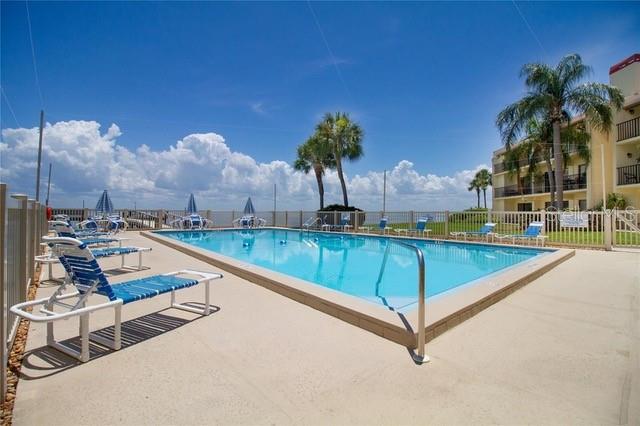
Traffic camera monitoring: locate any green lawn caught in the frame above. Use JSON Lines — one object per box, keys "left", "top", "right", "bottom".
{"left": 366, "top": 221, "right": 640, "bottom": 247}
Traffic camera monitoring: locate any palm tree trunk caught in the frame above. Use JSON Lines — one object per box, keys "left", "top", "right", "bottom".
{"left": 335, "top": 157, "right": 349, "bottom": 207}
{"left": 552, "top": 120, "right": 564, "bottom": 209}
{"left": 545, "top": 154, "right": 556, "bottom": 207}
{"left": 313, "top": 165, "right": 325, "bottom": 210}
{"left": 483, "top": 189, "right": 487, "bottom": 208}
{"left": 476, "top": 189, "right": 480, "bottom": 208}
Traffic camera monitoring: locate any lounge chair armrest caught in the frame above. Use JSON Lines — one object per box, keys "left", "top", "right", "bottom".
{"left": 10, "top": 293, "right": 122, "bottom": 323}
{"left": 162, "top": 269, "right": 223, "bottom": 282}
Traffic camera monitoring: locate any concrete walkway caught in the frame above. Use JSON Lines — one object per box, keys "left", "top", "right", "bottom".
{"left": 13, "top": 232, "right": 640, "bottom": 425}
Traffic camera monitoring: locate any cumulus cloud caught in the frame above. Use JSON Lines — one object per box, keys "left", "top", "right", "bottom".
{"left": 0, "top": 120, "right": 489, "bottom": 210}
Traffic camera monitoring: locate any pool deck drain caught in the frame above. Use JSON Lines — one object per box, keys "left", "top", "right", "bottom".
{"left": 142, "top": 229, "right": 575, "bottom": 348}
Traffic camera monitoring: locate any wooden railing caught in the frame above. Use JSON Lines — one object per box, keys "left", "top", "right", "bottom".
{"left": 617, "top": 116, "right": 640, "bottom": 142}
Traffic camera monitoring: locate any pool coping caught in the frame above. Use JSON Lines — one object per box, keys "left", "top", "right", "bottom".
{"left": 141, "top": 228, "right": 575, "bottom": 349}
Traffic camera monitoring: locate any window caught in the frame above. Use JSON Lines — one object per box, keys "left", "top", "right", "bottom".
{"left": 578, "top": 200, "right": 587, "bottom": 210}
{"left": 545, "top": 201, "right": 569, "bottom": 210}
{"left": 517, "top": 202, "right": 533, "bottom": 212}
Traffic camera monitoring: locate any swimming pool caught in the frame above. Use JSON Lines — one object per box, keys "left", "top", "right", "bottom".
{"left": 159, "top": 229, "right": 553, "bottom": 310}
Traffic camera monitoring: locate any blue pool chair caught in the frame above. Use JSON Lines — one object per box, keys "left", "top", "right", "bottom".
{"left": 451, "top": 223, "right": 496, "bottom": 241}
{"left": 496, "top": 221, "right": 547, "bottom": 246}
{"left": 50, "top": 220, "right": 125, "bottom": 247}
{"left": 396, "top": 217, "right": 432, "bottom": 237}
{"left": 12, "top": 236, "right": 222, "bottom": 362}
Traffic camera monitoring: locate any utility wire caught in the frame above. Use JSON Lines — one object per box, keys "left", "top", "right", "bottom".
{"left": 25, "top": 0, "right": 45, "bottom": 108}
{"left": 0, "top": 86, "right": 22, "bottom": 127}
{"left": 306, "top": 1, "right": 353, "bottom": 101}
{"left": 512, "top": 1, "right": 548, "bottom": 59}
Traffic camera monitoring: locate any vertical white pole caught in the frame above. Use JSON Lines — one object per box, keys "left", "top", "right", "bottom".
{"left": 600, "top": 143, "right": 606, "bottom": 208}
{"left": 35, "top": 110, "right": 45, "bottom": 201}
{"left": 383, "top": 170, "right": 387, "bottom": 214}
{"left": 45, "top": 163, "right": 52, "bottom": 206}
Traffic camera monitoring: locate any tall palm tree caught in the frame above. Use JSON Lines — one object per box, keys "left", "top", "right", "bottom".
{"left": 316, "top": 112, "right": 364, "bottom": 207}
{"left": 475, "top": 169, "right": 492, "bottom": 208}
{"left": 468, "top": 177, "right": 481, "bottom": 208}
{"left": 496, "top": 53, "right": 623, "bottom": 209}
{"left": 521, "top": 117, "right": 591, "bottom": 207}
{"left": 293, "top": 135, "right": 334, "bottom": 210}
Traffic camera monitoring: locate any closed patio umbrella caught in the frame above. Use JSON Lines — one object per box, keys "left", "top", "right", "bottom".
{"left": 187, "top": 193, "right": 198, "bottom": 214}
{"left": 243, "top": 197, "right": 255, "bottom": 215}
{"left": 95, "top": 190, "right": 114, "bottom": 215}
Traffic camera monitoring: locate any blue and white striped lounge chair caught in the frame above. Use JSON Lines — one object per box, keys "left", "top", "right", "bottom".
{"left": 50, "top": 220, "right": 127, "bottom": 247}
{"left": 451, "top": 223, "right": 496, "bottom": 241}
{"left": 396, "top": 217, "right": 432, "bottom": 237}
{"left": 12, "top": 237, "right": 222, "bottom": 362}
{"left": 233, "top": 215, "right": 266, "bottom": 229}
{"left": 36, "top": 244, "right": 153, "bottom": 282}
{"left": 496, "top": 221, "right": 547, "bottom": 246}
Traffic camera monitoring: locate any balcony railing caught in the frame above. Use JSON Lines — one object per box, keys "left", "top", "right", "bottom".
{"left": 493, "top": 146, "right": 581, "bottom": 174}
{"left": 494, "top": 173, "right": 587, "bottom": 198}
{"left": 617, "top": 164, "right": 640, "bottom": 186}
{"left": 617, "top": 117, "right": 640, "bottom": 142}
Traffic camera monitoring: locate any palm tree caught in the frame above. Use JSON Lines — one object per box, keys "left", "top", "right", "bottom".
{"left": 520, "top": 117, "right": 591, "bottom": 207}
{"left": 496, "top": 54, "right": 623, "bottom": 209}
{"left": 504, "top": 141, "right": 531, "bottom": 196}
{"left": 293, "top": 135, "right": 334, "bottom": 210}
{"left": 475, "top": 169, "right": 492, "bottom": 208}
{"left": 468, "top": 177, "right": 481, "bottom": 208}
{"left": 316, "top": 112, "right": 364, "bottom": 207}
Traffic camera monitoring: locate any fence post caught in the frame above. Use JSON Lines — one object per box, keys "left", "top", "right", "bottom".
{"left": 604, "top": 211, "right": 612, "bottom": 251}
{"left": 11, "top": 195, "right": 28, "bottom": 301}
{"left": 0, "top": 184, "right": 6, "bottom": 402}
{"left": 540, "top": 210, "right": 546, "bottom": 235}
{"left": 410, "top": 211, "right": 415, "bottom": 227}
{"left": 284, "top": 211, "right": 288, "bottom": 227}
{"left": 299, "top": 211, "right": 303, "bottom": 228}
{"left": 445, "top": 210, "right": 450, "bottom": 237}
{"left": 29, "top": 200, "right": 37, "bottom": 284}
{"left": 487, "top": 209, "right": 492, "bottom": 223}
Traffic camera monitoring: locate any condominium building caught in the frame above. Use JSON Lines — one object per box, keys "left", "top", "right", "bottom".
{"left": 492, "top": 53, "right": 640, "bottom": 211}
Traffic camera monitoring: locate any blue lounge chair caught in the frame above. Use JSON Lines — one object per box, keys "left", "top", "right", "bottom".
{"left": 361, "top": 217, "right": 392, "bottom": 235}
{"left": 50, "top": 220, "right": 126, "bottom": 247}
{"left": 331, "top": 214, "right": 352, "bottom": 232}
{"left": 496, "top": 221, "right": 547, "bottom": 246}
{"left": 12, "top": 236, "right": 223, "bottom": 362}
{"left": 396, "top": 217, "right": 432, "bottom": 237}
{"left": 451, "top": 223, "right": 496, "bottom": 241}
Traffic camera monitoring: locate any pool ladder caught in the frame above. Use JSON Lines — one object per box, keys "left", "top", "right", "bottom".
{"left": 376, "top": 239, "right": 429, "bottom": 364}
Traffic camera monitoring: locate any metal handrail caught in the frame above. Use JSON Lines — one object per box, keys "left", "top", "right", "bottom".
{"left": 302, "top": 216, "right": 322, "bottom": 229}
{"left": 377, "top": 238, "right": 428, "bottom": 364}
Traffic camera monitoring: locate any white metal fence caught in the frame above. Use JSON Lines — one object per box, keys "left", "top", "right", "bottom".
{"left": 1, "top": 184, "right": 47, "bottom": 402}
{"left": 50, "top": 207, "right": 640, "bottom": 249}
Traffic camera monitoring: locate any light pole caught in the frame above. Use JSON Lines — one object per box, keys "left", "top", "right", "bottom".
{"left": 382, "top": 169, "right": 387, "bottom": 214}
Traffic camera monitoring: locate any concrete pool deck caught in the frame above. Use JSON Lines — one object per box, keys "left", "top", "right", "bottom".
{"left": 12, "top": 231, "right": 640, "bottom": 424}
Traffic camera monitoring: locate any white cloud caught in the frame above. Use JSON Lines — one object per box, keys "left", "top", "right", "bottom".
{"left": 0, "top": 120, "right": 489, "bottom": 210}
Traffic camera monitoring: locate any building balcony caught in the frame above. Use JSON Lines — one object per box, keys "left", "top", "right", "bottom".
{"left": 494, "top": 173, "right": 587, "bottom": 198}
{"left": 617, "top": 164, "right": 640, "bottom": 186}
{"left": 617, "top": 116, "right": 640, "bottom": 143}
{"left": 493, "top": 146, "right": 582, "bottom": 174}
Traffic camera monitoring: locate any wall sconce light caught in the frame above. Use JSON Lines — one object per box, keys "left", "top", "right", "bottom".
{"left": 628, "top": 152, "right": 633, "bottom": 159}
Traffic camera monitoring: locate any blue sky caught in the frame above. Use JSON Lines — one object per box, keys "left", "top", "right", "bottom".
{"left": 1, "top": 1, "right": 639, "bottom": 209}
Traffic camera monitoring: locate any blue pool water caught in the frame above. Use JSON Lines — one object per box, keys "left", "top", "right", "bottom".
{"left": 160, "top": 229, "right": 551, "bottom": 310}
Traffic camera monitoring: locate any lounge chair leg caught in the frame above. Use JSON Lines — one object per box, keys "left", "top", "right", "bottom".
{"left": 114, "top": 305, "right": 122, "bottom": 350}
{"left": 138, "top": 251, "right": 143, "bottom": 270}
{"left": 204, "top": 280, "right": 211, "bottom": 315}
{"left": 80, "top": 314, "right": 90, "bottom": 362}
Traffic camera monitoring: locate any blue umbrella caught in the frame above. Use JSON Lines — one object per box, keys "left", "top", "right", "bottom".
{"left": 95, "top": 190, "right": 114, "bottom": 214}
{"left": 187, "top": 193, "right": 198, "bottom": 214}
{"left": 243, "top": 197, "right": 255, "bottom": 215}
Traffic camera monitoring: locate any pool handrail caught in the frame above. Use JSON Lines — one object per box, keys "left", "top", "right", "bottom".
{"left": 377, "top": 238, "right": 429, "bottom": 364}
